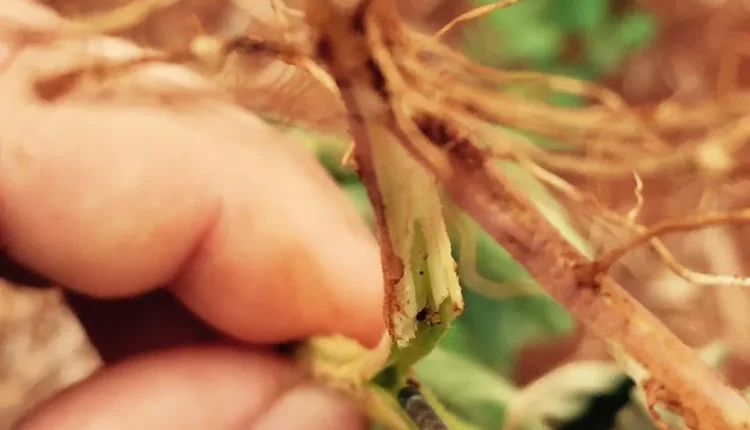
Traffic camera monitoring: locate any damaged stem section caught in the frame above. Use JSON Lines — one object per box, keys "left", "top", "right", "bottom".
{"left": 345, "top": 75, "right": 463, "bottom": 360}
{"left": 359, "top": 105, "right": 463, "bottom": 346}
{"left": 307, "top": 0, "right": 463, "bottom": 372}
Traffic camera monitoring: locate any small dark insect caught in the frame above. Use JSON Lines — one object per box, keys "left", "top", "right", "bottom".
{"left": 397, "top": 384, "right": 448, "bottom": 430}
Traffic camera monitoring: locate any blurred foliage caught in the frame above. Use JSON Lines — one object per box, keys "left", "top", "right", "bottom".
{"left": 301, "top": 0, "right": 663, "bottom": 428}
{"left": 465, "top": 0, "right": 658, "bottom": 81}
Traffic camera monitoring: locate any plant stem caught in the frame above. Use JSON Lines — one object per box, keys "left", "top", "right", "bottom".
{"left": 392, "top": 94, "right": 750, "bottom": 430}
{"left": 306, "top": 0, "right": 750, "bottom": 428}
{"left": 391, "top": 80, "right": 750, "bottom": 430}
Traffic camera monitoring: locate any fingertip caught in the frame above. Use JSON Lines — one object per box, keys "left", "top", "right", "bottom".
{"left": 169, "top": 136, "right": 386, "bottom": 345}
{"left": 324, "top": 240, "right": 386, "bottom": 347}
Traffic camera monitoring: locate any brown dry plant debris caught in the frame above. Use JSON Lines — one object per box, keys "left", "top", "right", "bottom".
{"left": 611, "top": 0, "right": 750, "bottom": 103}
{"left": 0, "top": 282, "right": 100, "bottom": 429}
{"left": 6, "top": 0, "right": 750, "bottom": 429}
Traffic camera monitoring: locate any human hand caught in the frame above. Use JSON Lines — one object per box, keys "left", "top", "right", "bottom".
{"left": 0, "top": 2, "right": 385, "bottom": 429}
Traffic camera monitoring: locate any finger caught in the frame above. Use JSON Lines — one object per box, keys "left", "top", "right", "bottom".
{"left": 17, "top": 347, "right": 366, "bottom": 430}
{"left": 0, "top": 8, "right": 384, "bottom": 346}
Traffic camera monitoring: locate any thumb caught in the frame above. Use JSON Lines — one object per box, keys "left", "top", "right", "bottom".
{"left": 17, "top": 347, "right": 368, "bottom": 430}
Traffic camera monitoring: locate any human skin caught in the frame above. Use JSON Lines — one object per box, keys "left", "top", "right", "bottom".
{"left": 0, "top": 2, "right": 385, "bottom": 429}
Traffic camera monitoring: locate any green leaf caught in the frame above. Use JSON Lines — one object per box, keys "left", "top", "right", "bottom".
{"left": 616, "top": 11, "right": 658, "bottom": 49}
{"left": 460, "top": 291, "right": 574, "bottom": 372}
{"left": 548, "top": 0, "right": 610, "bottom": 32}
{"left": 415, "top": 346, "right": 517, "bottom": 428}
{"left": 447, "top": 205, "right": 541, "bottom": 299}
{"left": 473, "top": 0, "right": 552, "bottom": 30}
{"left": 582, "top": 12, "right": 658, "bottom": 75}
{"left": 466, "top": 0, "right": 565, "bottom": 66}
{"left": 583, "top": 27, "right": 630, "bottom": 75}
{"left": 504, "top": 25, "right": 566, "bottom": 65}
{"left": 432, "top": 320, "right": 476, "bottom": 357}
